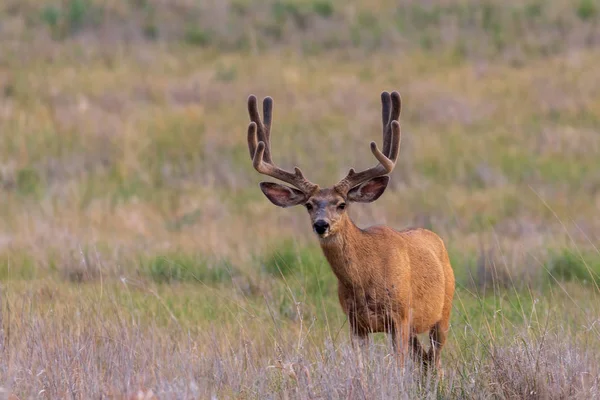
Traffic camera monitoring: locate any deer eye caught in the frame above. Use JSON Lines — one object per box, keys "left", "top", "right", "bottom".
{"left": 305, "top": 203, "right": 313, "bottom": 211}
{"left": 337, "top": 202, "right": 346, "bottom": 211}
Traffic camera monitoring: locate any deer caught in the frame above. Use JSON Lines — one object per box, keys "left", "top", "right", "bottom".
{"left": 245, "top": 91, "right": 455, "bottom": 370}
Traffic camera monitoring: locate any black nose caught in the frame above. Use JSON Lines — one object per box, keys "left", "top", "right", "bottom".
{"left": 313, "top": 220, "right": 330, "bottom": 235}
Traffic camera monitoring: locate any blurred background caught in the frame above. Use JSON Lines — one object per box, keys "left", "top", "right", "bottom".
{"left": 1, "top": 0, "right": 599, "bottom": 397}
{"left": 1, "top": 0, "right": 599, "bottom": 284}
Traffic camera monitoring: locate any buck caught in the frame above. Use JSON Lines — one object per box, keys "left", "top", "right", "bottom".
{"left": 245, "top": 91, "right": 455, "bottom": 369}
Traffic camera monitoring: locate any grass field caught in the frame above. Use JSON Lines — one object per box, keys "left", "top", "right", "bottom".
{"left": 1, "top": 0, "right": 600, "bottom": 398}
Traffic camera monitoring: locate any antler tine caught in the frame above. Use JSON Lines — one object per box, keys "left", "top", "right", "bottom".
{"left": 262, "top": 96, "right": 273, "bottom": 142}
{"left": 390, "top": 91, "right": 401, "bottom": 120}
{"left": 247, "top": 121, "right": 258, "bottom": 159}
{"left": 335, "top": 91, "right": 402, "bottom": 193}
{"left": 246, "top": 95, "right": 318, "bottom": 194}
{"left": 381, "top": 91, "right": 392, "bottom": 156}
{"left": 381, "top": 91, "right": 401, "bottom": 157}
{"left": 247, "top": 95, "right": 273, "bottom": 163}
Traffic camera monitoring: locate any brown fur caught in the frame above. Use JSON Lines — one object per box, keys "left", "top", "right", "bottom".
{"left": 306, "top": 189, "right": 455, "bottom": 369}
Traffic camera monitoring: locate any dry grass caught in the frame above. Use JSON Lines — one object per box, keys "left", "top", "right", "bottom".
{"left": 1, "top": 0, "right": 600, "bottom": 398}
{"left": 1, "top": 273, "right": 599, "bottom": 398}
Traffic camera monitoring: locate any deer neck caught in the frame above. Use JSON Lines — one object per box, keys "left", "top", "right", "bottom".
{"left": 318, "top": 214, "right": 364, "bottom": 286}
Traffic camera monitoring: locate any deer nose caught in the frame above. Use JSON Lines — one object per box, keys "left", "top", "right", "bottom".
{"left": 313, "top": 220, "right": 330, "bottom": 235}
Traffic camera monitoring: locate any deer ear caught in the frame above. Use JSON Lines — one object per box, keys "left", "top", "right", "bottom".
{"left": 259, "top": 182, "right": 308, "bottom": 208}
{"left": 347, "top": 176, "right": 389, "bottom": 203}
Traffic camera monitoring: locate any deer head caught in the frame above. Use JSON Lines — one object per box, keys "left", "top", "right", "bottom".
{"left": 246, "top": 91, "right": 401, "bottom": 239}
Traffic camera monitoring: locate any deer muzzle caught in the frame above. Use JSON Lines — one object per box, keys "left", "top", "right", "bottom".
{"left": 313, "top": 220, "right": 330, "bottom": 235}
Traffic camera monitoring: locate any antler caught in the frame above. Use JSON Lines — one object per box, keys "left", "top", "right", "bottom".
{"left": 247, "top": 95, "right": 319, "bottom": 194}
{"left": 334, "top": 91, "right": 402, "bottom": 194}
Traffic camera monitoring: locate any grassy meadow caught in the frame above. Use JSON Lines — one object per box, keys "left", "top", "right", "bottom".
{"left": 1, "top": 0, "right": 600, "bottom": 398}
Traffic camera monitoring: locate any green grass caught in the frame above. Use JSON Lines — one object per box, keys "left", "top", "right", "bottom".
{"left": 576, "top": 0, "right": 598, "bottom": 21}
{"left": 0, "top": 254, "right": 36, "bottom": 280}
{"left": 547, "top": 249, "right": 600, "bottom": 287}
{"left": 142, "top": 253, "right": 236, "bottom": 284}
{"left": 184, "top": 26, "right": 212, "bottom": 47}
{"left": 261, "top": 240, "right": 321, "bottom": 277}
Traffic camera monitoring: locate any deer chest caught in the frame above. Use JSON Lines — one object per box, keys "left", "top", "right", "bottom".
{"left": 338, "top": 285, "right": 396, "bottom": 333}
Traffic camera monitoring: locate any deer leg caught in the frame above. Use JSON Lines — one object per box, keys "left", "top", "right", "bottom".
{"left": 395, "top": 331, "right": 426, "bottom": 363}
{"left": 348, "top": 310, "right": 370, "bottom": 369}
{"left": 391, "top": 316, "right": 410, "bottom": 369}
{"left": 427, "top": 321, "right": 449, "bottom": 371}
{"left": 410, "top": 335, "right": 428, "bottom": 364}
{"left": 350, "top": 329, "right": 369, "bottom": 352}
{"left": 351, "top": 330, "right": 369, "bottom": 371}
{"left": 427, "top": 288, "right": 452, "bottom": 372}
